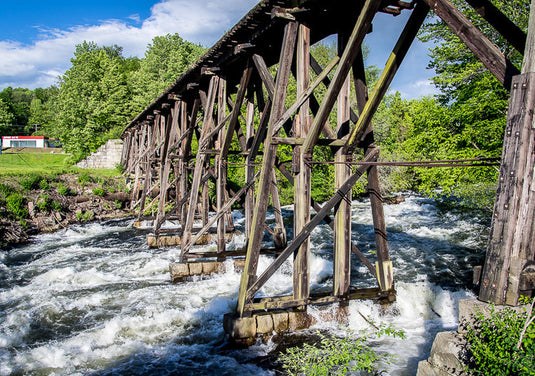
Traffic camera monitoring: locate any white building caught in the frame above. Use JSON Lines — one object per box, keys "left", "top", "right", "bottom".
{"left": 1, "top": 136, "right": 49, "bottom": 148}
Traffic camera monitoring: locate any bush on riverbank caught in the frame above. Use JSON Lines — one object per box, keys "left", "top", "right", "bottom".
{"left": 462, "top": 300, "right": 535, "bottom": 375}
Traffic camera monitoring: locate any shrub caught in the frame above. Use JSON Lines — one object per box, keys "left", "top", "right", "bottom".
{"left": 51, "top": 200, "right": 62, "bottom": 211}
{"left": 92, "top": 187, "right": 105, "bottom": 197}
{"left": 56, "top": 183, "right": 71, "bottom": 196}
{"left": 39, "top": 178, "right": 49, "bottom": 190}
{"left": 20, "top": 174, "right": 43, "bottom": 190}
{"left": 77, "top": 173, "right": 92, "bottom": 186}
{"left": 0, "top": 183, "right": 14, "bottom": 198}
{"left": 36, "top": 195, "right": 51, "bottom": 212}
{"left": 6, "top": 193, "right": 28, "bottom": 220}
{"left": 279, "top": 325, "right": 404, "bottom": 376}
{"left": 76, "top": 210, "right": 94, "bottom": 221}
{"left": 463, "top": 300, "right": 535, "bottom": 375}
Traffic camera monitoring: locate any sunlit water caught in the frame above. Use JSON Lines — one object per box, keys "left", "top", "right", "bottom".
{"left": 0, "top": 193, "right": 489, "bottom": 375}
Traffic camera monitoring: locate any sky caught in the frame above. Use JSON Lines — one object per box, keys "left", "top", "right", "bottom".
{"left": 0, "top": 0, "right": 438, "bottom": 99}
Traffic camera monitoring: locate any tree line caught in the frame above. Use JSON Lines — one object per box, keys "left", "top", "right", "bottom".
{"left": 0, "top": 0, "right": 528, "bottom": 210}
{"left": 0, "top": 34, "right": 205, "bottom": 161}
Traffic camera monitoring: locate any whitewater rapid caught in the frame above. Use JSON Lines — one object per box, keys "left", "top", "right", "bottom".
{"left": 0, "top": 193, "right": 488, "bottom": 375}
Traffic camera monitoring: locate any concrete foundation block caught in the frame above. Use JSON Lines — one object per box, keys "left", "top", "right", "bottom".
{"left": 233, "top": 259, "right": 246, "bottom": 272}
{"left": 223, "top": 313, "right": 257, "bottom": 339}
{"left": 428, "top": 331, "right": 466, "bottom": 374}
{"left": 169, "top": 263, "right": 189, "bottom": 282}
{"left": 188, "top": 262, "right": 203, "bottom": 275}
{"left": 417, "top": 360, "right": 451, "bottom": 376}
{"left": 288, "top": 310, "right": 314, "bottom": 331}
{"left": 270, "top": 310, "right": 289, "bottom": 333}
{"left": 202, "top": 261, "right": 225, "bottom": 275}
{"left": 255, "top": 312, "right": 274, "bottom": 334}
{"left": 458, "top": 298, "right": 527, "bottom": 334}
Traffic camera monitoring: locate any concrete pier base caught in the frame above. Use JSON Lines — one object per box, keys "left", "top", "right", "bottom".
{"left": 223, "top": 309, "right": 317, "bottom": 345}
{"left": 148, "top": 231, "right": 237, "bottom": 248}
{"left": 169, "top": 259, "right": 245, "bottom": 282}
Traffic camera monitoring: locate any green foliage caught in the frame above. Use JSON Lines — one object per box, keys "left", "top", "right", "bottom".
{"left": 76, "top": 210, "right": 94, "bottom": 221}
{"left": 20, "top": 174, "right": 44, "bottom": 190}
{"left": 6, "top": 193, "right": 28, "bottom": 220}
{"left": 462, "top": 302, "right": 535, "bottom": 375}
{"left": 77, "top": 173, "right": 93, "bottom": 186}
{"left": 279, "top": 325, "right": 404, "bottom": 376}
{"left": 0, "top": 183, "right": 15, "bottom": 198}
{"left": 56, "top": 183, "right": 71, "bottom": 196}
{"left": 129, "top": 34, "right": 205, "bottom": 113}
{"left": 36, "top": 194, "right": 51, "bottom": 212}
{"left": 51, "top": 200, "right": 62, "bottom": 211}
{"left": 92, "top": 187, "right": 105, "bottom": 197}
{"left": 49, "top": 42, "right": 138, "bottom": 160}
{"left": 39, "top": 178, "right": 49, "bottom": 190}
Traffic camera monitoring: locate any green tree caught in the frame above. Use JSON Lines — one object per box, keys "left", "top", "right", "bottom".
{"left": 377, "top": 0, "right": 530, "bottom": 208}
{"left": 130, "top": 34, "right": 205, "bottom": 113}
{"left": 0, "top": 98, "right": 16, "bottom": 136}
{"left": 53, "top": 41, "right": 137, "bottom": 160}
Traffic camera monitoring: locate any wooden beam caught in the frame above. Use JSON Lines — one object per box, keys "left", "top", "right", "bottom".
{"left": 181, "top": 77, "right": 219, "bottom": 248}
{"left": 237, "top": 21, "right": 299, "bottom": 317}
{"left": 244, "top": 148, "right": 380, "bottom": 306}
{"left": 464, "top": 0, "right": 526, "bottom": 54}
{"left": 346, "top": 1, "right": 429, "bottom": 151}
{"left": 294, "top": 24, "right": 311, "bottom": 306}
{"left": 220, "top": 64, "right": 253, "bottom": 158}
{"left": 422, "top": 0, "right": 519, "bottom": 89}
{"left": 333, "top": 32, "right": 352, "bottom": 299}
{"left": 302, "top": 0, "right": 380, "bottom": 154}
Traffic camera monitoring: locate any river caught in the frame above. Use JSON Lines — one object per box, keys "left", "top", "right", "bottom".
{"left": 0, "top": 193, "right": 489, "bottom": 375}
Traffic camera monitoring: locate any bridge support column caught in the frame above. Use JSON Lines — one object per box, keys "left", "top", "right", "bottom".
{"left": 480, "top": 0, "right": 535, "bottom": 305}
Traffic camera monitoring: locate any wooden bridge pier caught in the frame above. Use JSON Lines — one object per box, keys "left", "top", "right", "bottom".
{"left": 120, "top": 0, "right": 531, "bottom": 342}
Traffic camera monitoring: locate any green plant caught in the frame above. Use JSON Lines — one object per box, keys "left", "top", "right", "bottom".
{"left": 56, "top": 183, "right": 71, "bottom": 196}
{"left": 51, "top": 200, "right": 62, "bottom": 211}
{"left": 75, "top": 210, "right": 94, "bottom": 221}
{"left": 462, "top": 300, "right": 535, "bottom": 375}
{"left": 36, "top": 194, "right": 51, "bottom": 212}
{"left": 20, "top": 174, "right": 43, "bottom": 190}
{"left": 92, "top": 187, "right": 105, "bottom": 197}
{"left": 279, "top": 325, "right": 404, "bottom": 376}
{"left": 0, "top": 183, "right": 14, "bottom": 198}
{"left": 39, "top": 178, "right": 49, "bottom": 190}
{"left": 77, "top": 173, "right": 92, "bottom": 186}
{"left": 6, "top": 193, "right": 28, "bottom": 220}
{"left": 114, "top": 200, "right": 123, "bottom": 209}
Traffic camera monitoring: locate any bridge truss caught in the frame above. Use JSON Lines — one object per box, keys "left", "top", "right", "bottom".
{"left": 120, "top": 0, "right": 529, "bottom": 328}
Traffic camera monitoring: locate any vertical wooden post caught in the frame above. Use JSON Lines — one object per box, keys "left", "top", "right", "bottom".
{"left": 137, "top": 116, "right": 157, "bottom": 219}
{"left": 245, "top": 83, "right": 257, "bottom": 236}
{"left": 480, "top": 0, "right": 535, "bottom": 305}
{"left": 182, "top": 77, "right": 219, "bottom": 251}
{"left": 293, "top": 24, "right": 311, "bottom": 304}
{"left": 333, "top": 33, "right": 352, "bottom": 299}
{"left": 237, "top": 21, "right": 298, "bottom": 317}
{"left": 217, "top": 76, "right": 227, "bottom": 254}
{"left": 155, "top": 103, "right": 178, "bottom": 231}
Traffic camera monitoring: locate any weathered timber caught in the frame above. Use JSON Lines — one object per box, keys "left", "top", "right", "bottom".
{"left": 421, "top": 0, "right": 519, "bottom": 90}
{"left": 237, "top": 20, "right": 299, "bottom": 317}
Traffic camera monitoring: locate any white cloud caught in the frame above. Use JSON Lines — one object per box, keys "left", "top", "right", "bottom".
{"left": 0, "top": 0, "right": 259, "bottom": 89}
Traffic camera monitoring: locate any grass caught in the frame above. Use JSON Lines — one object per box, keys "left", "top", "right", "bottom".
{"left": 0, "top": 152, "right": 122, "bottom": 179}
{"left": 0, "top": 152, "right": 71, "bottom": 176}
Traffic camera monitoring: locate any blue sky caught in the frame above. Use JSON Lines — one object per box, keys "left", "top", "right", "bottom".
{"left": 0, "top": 0, "right": 438, "bottom": 98}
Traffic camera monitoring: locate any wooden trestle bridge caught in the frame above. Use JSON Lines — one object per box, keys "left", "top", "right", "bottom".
{"left": 120, "top": 0, "right": 535, "bottom": 340}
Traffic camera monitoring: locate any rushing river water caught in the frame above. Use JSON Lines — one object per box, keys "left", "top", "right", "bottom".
{"left": 0, "top": 193, "right": 489, "bottom": 375}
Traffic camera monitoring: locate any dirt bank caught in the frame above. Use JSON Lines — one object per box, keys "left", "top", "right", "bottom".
{"left": 0, "top": 174, "right": 133, "bottom": 248}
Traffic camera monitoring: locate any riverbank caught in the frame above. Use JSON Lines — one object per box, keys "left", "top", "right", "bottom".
{"left": 0, "top": 172, "right": 133, "bottom": 248}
